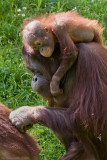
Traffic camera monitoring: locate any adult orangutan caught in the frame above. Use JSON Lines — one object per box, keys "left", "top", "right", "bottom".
{"left": 10, "top": 41, "right": 107, "bottom": 160}
{"left": 0, "top": 103, "right": 40, "bottom": 160}
{"left": 22, "top": 11, "right": 104, "bottom": 96}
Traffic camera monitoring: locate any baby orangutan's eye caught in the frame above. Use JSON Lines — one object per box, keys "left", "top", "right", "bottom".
{"left": 44, "top": 27, "right": 49, "bottom": 33}
{"left": 45, "top": 28, "right": 48, "bottom": 32}
{"left": 37, "top": 42, "right": 41, "bottom": 45}
{"left": 34, "top": 41, "right": 42, "bottom": 46}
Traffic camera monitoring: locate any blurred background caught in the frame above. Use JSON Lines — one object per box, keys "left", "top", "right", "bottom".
{"left": 0, "top": 0, "right": 107, "bottom": 159}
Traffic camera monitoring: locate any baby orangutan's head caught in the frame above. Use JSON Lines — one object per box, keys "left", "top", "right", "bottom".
{"left": 22, "top": 20, "right": 55, "bottom": 57}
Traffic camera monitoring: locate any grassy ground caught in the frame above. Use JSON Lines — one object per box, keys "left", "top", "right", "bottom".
{"left": 0, "top": 0, "right": 107, "bottom": 159}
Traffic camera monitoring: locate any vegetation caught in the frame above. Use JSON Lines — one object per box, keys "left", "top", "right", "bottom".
{"left": 0, "top": 0, "right": 106, "bottom": 159}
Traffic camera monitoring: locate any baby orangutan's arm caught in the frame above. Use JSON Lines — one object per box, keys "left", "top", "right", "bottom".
{"left": 50, "top": 23, "right": 78, "bottom": 96}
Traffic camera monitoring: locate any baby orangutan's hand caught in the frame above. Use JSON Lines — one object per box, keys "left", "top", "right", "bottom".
{"left": 50, "top": 76, "right": 63, "bottom": 96}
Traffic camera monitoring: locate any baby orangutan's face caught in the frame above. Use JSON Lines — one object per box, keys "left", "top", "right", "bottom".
{"left": 22, "top": 20, "right": 55, "bottom": 57}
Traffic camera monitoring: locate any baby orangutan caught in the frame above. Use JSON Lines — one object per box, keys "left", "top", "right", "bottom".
{"left": 22, "top": 11, "right": 103, "bottom": 96}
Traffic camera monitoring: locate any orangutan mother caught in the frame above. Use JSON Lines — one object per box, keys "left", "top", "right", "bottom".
{"left": 10, "top": 39, "right": 107, "bottom": 160}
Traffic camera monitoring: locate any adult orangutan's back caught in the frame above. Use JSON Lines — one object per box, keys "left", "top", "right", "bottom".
{"left": 69, "top": 42, "right": 107, "bottom": 159}
{"left": 73, "top": 42, "right": 107, "bottom": 130}
{"left": 0, "top": 103, "right": 40, "bottom": 160}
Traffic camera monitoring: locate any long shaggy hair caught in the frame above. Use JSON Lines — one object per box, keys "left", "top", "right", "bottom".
{"left": 72, "top": 42, "right": 107, "bottom": 134}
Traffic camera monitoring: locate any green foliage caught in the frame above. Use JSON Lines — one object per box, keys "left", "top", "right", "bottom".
{"left": 0, "top": 0, "right": 106, "bottom": 159}
{"left": 28, "top": 125, "right": 65, "bottom": 160}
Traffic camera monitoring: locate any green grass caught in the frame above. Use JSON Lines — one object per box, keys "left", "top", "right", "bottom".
{"left": 0, "top": 0, "right": 107, "bottom": 159}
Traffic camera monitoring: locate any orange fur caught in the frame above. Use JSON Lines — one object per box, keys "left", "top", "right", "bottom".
{"left": 22, "top": 11, "right": 104, "bottom": 44}
{"left": 0, "top": 103, "right": 40, "bottom": 160}
{"left": 21, "top": 11, "right": 105, "bottom": 96}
